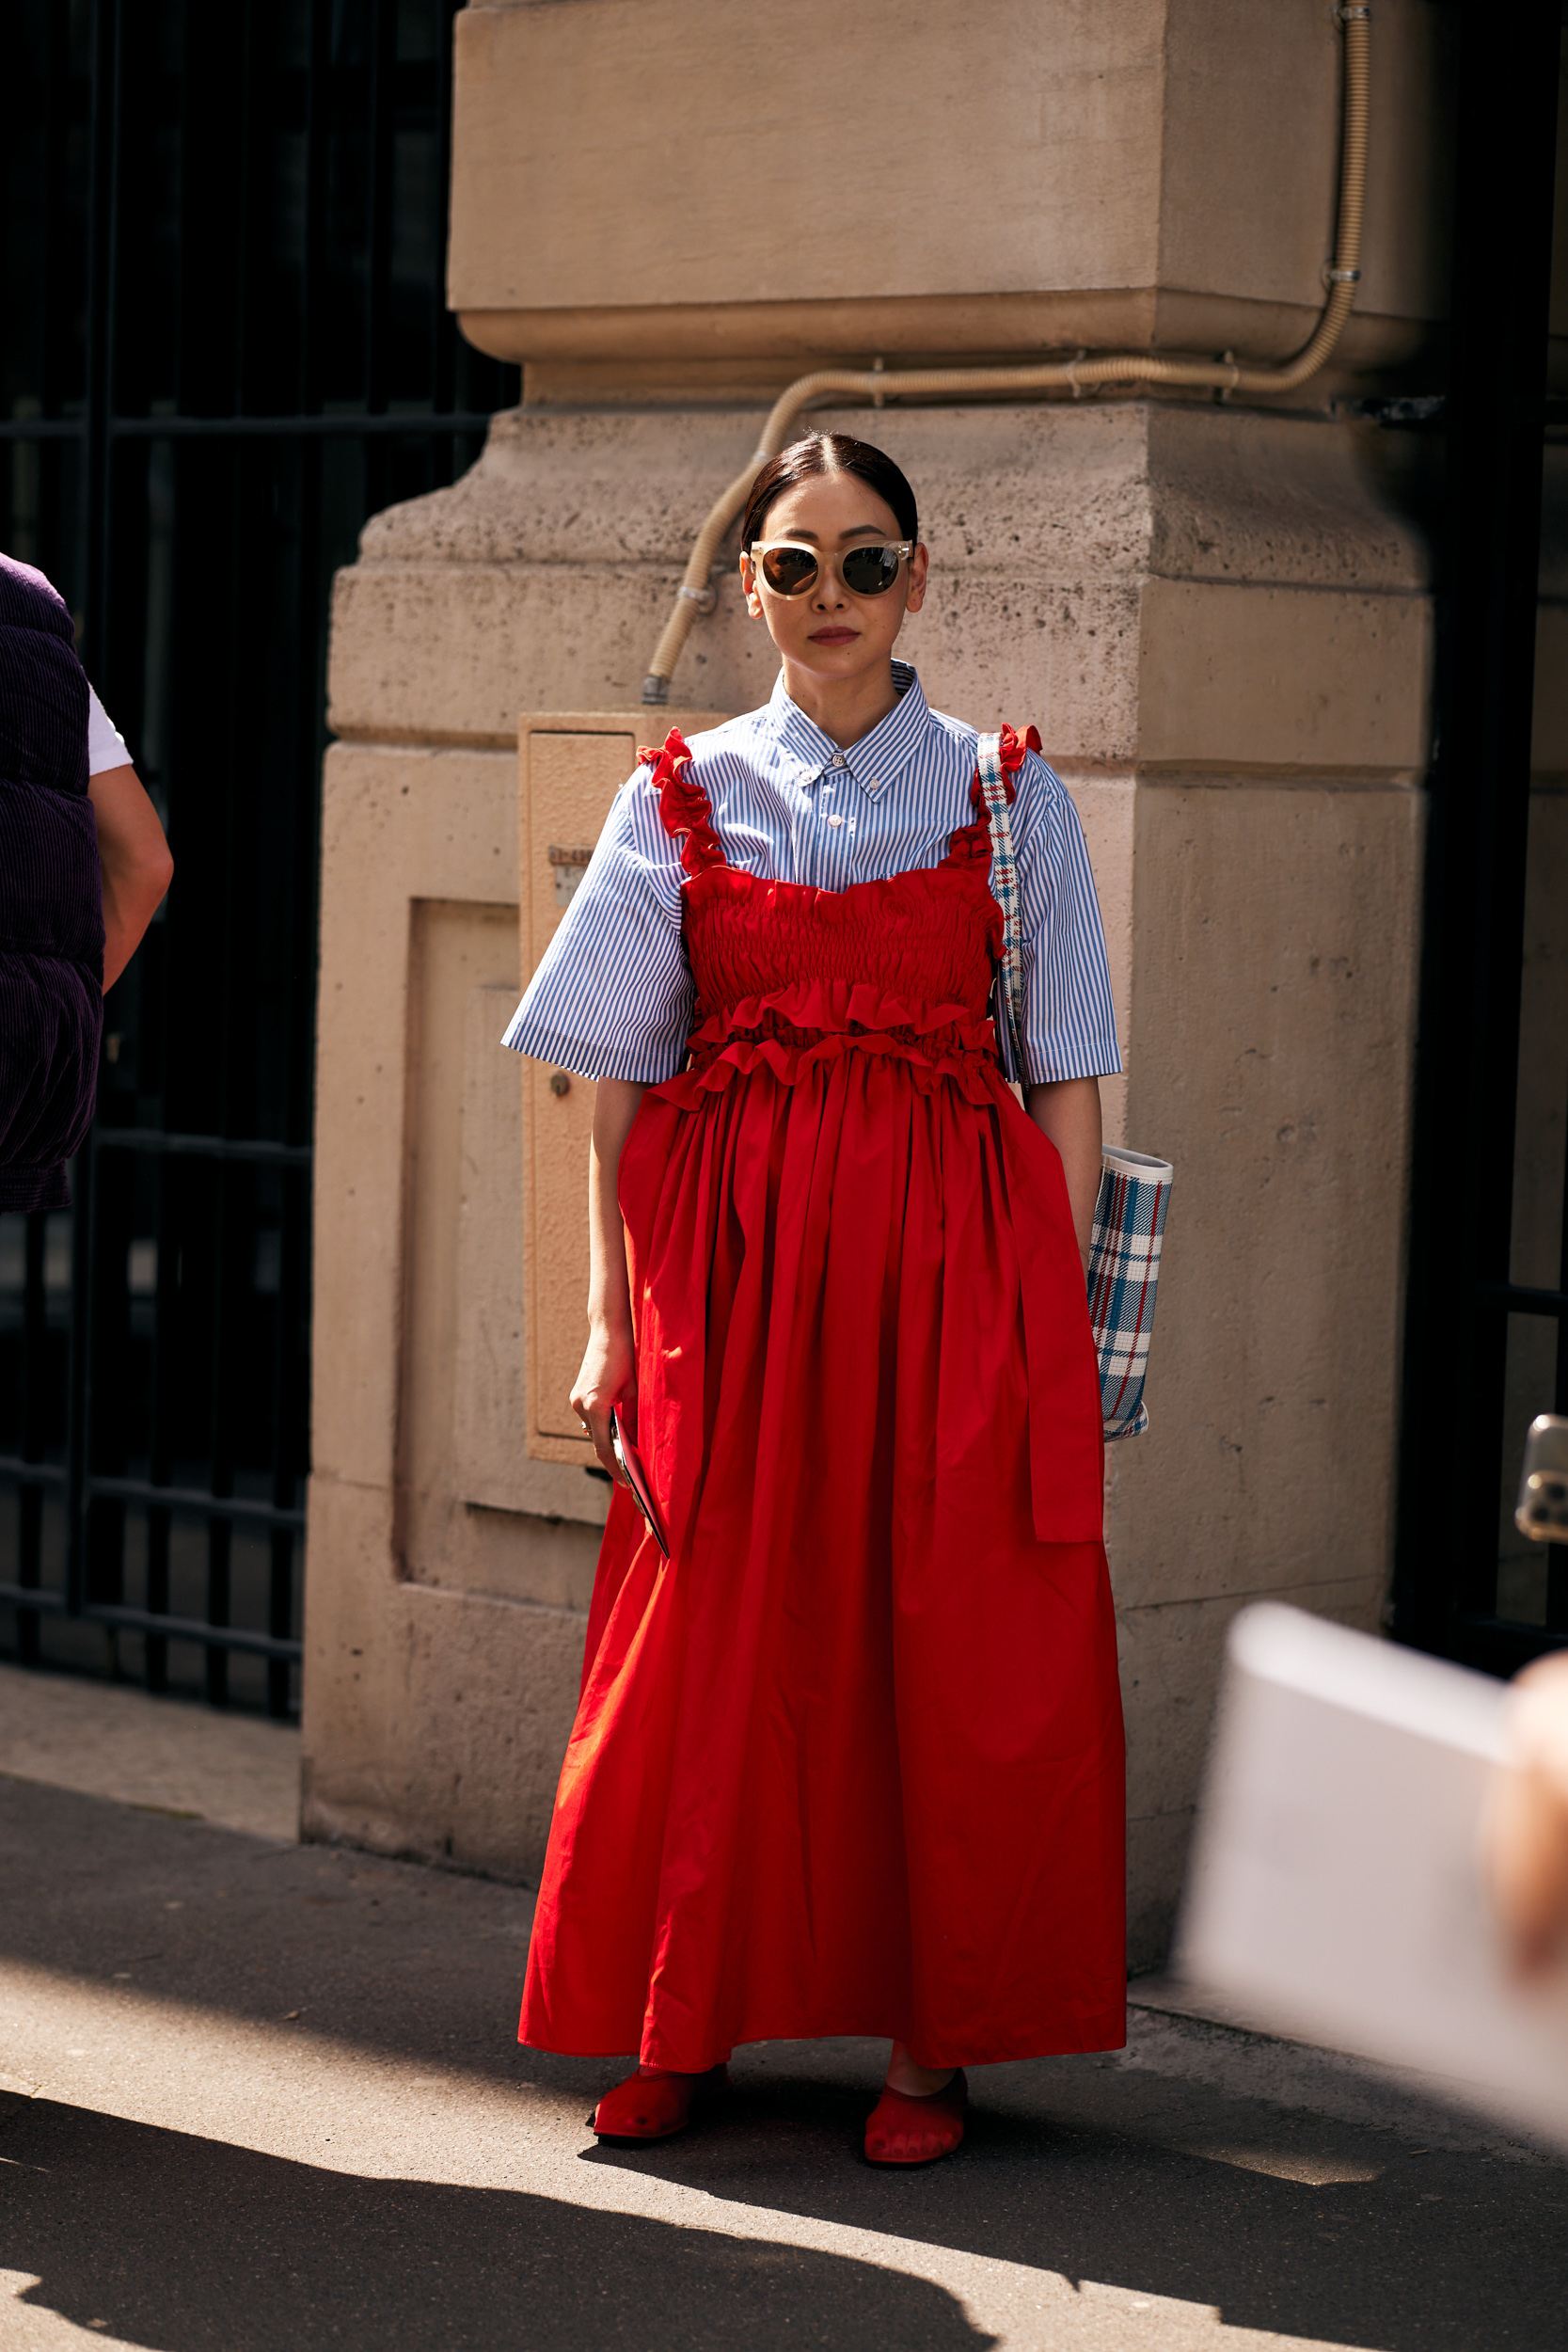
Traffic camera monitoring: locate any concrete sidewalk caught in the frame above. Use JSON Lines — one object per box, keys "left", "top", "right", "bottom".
{"left": 0, "top": 1661, "right": 299, "bottom": 1841}
{"left": 0, "top": 1673, "right": 1565, "bottom": 2349}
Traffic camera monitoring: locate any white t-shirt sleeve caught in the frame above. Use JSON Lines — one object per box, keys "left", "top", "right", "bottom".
{"left": 87, "top": 686, "right": 131, "bottom": 774}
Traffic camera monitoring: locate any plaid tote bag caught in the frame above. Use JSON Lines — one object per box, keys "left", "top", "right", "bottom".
{"left": 1087, "top": 1147, "right": 1174, "bottom": 1440}
{"left": 975, "top": 731, "right": 1172, "bottom": 1438}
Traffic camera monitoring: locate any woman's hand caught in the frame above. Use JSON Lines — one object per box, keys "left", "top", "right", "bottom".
{"left": 573, "top": 1075, "right": 648, "bottom": 1485}
{"left": 1489, "top": 1651, "right": 1568, "bottom": 1979}
{"left": 572, "top": 1320, "right": 636, "bottom": 1485}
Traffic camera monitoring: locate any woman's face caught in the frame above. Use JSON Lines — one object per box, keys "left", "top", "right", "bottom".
{"left": 740, "top": 469, "right": 927, "bottom": 691}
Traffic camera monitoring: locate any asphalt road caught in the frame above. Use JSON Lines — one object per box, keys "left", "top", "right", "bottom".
{"left": 1, "top": 1772, "right": 1564, "bottom": 2351}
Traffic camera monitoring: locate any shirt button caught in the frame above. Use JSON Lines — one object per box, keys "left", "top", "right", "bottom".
{"left": 827, "top": 813, "right": 844, "bottom": 828}
{"left": 831, "top": 755, "right": 847, "bottom": 770}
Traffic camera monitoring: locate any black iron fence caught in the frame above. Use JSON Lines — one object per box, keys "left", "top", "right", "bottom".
{"left": 0, "top": 0, "right": 517, "bottom": 1714}
{"left": 1392, "top": 0, "right": 1567, "bottom": 1671}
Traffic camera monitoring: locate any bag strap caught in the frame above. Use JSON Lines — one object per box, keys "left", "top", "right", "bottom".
{"left": 975, "top": 729, "right": 1029, "bottom": 1082}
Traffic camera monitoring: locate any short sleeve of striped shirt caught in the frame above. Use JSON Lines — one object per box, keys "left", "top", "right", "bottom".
{"left": 1010, "top": 753, "right": 1122, "bottom": 1086}
{"left": 500, "top": 670, "right": 1122, "bottom": 1088}
{"left": 500, "top": 763, "right": 695, "bottom": 1084}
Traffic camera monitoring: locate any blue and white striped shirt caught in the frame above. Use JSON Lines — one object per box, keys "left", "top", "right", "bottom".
{"left": 502, "top": 662, "right": 1122, "bottom": 1088}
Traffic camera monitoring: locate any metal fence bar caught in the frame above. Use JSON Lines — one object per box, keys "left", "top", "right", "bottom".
{"left": 133, "top": 412, "right": 496, "bottom": 437}
{"left": 0, "top": 413, "right": 502, "bottom": 439}
{"left": 79, "top": 1602, "right": 300, "bottom": 1661}
{"left": 277, "top": 12, "right": 335, "bottom": 1713}
{"left": 365, "top": 0, "right": 395, "bottom": 423}
{"left": 143, "top": 1144, "right": 173, "bottom": 1693}
{"left": 431, "top": 0, "right": 456, "bottom": 429}
{"left": 14, "top": 1215, "right": 51, "bottom": 1664}
{"left": 1475, "top": 1283, "right": 1568, "bottom": 1319}
{"left": 85, "top": 1474, "right": 305, "bottom": 1530}
{"left": 94, "top": 1130, "right": 312, "bottom": 1166}
{"left": 300, "top": 0, "right": 330, "bottom": 421}
{"left": 60, "top": 0, "right": 118, "bottom": 1633}
{"left": 0, "top": 1581, "right": 301, "bottom": 1660}
{"left": 0, "top": 1458, "right": 67, "bottom": 1487}
{"left": 0, "top": 1583, "right": 70, "bottom": 1617}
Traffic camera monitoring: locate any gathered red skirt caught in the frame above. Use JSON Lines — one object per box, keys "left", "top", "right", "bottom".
{"left": 518, "top": 931, "right": 1126, "bottom": 2070}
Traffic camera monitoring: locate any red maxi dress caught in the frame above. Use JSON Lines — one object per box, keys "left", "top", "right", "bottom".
{"left": 519, "top": 724, "right": 1125, "bottom": 2071}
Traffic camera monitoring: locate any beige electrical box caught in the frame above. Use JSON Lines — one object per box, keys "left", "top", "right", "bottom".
{"left": 519, "top": 712, "right": 730, "bottom": 1464}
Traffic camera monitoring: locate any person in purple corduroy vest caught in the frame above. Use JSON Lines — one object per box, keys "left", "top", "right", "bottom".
{"left": 0, "top": 553, "right": 172, "bottom": 1211}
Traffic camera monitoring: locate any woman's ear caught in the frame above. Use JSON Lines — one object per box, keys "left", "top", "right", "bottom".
{"left": 739, "top": 550, "right": 764, "bottom": 620}
{"left": 904, "top": 543, "right": 929, "bottom": 618}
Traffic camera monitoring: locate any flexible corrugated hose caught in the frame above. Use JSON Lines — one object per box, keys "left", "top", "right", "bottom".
{"left": 642, "top": 7, "right": 1370, "bottom": 704}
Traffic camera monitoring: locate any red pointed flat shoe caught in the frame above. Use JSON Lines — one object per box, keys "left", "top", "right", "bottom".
{"left": 863, "top": 2069, "right": 968, "bottom": 2167}
{"left": 590, "top": 2062, "right": 730, "bottom": 2142}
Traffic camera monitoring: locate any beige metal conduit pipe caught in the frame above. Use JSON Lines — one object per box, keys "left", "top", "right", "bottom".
{"left": 643, "top": 5, "right": 1370, "bottom": 705}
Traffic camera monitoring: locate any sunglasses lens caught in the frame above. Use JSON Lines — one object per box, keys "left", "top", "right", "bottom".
{"left": 841, "top": 545, "right": 902, "bottom": 596}
{"left": 759, "top": 546, "right": 819, "bottom": 596}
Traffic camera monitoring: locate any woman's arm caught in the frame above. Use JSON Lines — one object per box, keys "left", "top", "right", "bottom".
{"left": 1025, "top": 1074, "right": 1101, "bottom": 1267}
{"left": 88, "top": 762, "right": 173, "bottom": 993}
{"left": 571, "top": 1075, "right": 647, "bottom": 1482}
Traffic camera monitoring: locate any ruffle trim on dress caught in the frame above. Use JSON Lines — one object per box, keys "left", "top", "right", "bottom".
{"left": 942, "top": 721, "right": 1043, "bottom": 866}
{"left": 641, "top": 729, "right": 727, "bottom": 879}
{"left": 681, "top": 981, "right": 1005, "bottom": 1102}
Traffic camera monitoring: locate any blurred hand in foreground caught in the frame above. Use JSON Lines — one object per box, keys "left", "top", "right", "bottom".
{"left": 1489, "top": 1650, "right": 1568, "bottom": 1979}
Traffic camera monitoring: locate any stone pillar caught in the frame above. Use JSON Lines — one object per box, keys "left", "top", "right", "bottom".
{"left": 305, "top": 0, "right": 1448, "bottom": 1963}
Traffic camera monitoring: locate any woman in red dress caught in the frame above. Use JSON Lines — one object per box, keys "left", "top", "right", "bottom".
{"left": 503, "top": 435, "right": 1124, "bottom": 2166}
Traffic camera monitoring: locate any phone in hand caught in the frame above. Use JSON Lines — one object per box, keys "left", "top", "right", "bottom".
{"left": 610, "top": 1406, "right": 670, "bottom": 1559}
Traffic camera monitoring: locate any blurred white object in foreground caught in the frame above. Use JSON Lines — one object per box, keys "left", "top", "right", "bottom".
{"left": 1179, "top": 1602, "right": 1568, "bottom": 2146}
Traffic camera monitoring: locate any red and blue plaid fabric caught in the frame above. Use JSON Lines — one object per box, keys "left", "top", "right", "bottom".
{"left": 1087, "top": 1147, "right": 1173, "bottom": 1439}
{"left": 974, "top": 727, "right": 1029, "bottom": 1081}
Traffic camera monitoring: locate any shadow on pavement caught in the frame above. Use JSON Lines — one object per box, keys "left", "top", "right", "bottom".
{"left": 578, "top": 2058, "right": 1568, "bottom": 2352}
{"left": 0, "top": 2094, "right": 991, "bottom": 2352}
{"left": 5, "top": 1776, "right": 1568, "bottom": 2352}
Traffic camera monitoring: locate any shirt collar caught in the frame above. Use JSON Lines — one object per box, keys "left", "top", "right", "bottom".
{"left": 764, "top": 660, "right": 930, "bottom": 802}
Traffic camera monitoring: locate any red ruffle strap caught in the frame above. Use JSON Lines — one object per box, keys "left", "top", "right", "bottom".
{"left": 641, "top": 730, "right": 727, "bottom": 878}
{"left": 942, "top": 722, "right": 1042, "bottom": 864}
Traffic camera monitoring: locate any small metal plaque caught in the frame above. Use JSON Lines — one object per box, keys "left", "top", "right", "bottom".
{"left": 548, "top": 843, "right": 594, "bottom": 907}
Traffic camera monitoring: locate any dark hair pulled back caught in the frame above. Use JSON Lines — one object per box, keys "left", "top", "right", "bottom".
{"left": 739, "top": 434, "right": 919, "bottom": 552}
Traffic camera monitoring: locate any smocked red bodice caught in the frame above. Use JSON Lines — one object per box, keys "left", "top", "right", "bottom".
{"left": 642, "top": 725, "right": 1034, "bottom": 1099}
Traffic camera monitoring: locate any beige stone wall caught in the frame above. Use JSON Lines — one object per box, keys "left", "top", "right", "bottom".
{"left": 304, "top": 0, "right": 1461, "bottom": 1949}
{"left": 307, "top": 398, "right": 1431, "bottom": 1960}
{"left": 303, "top": 741, "right": 607, "bottom": 1875}
{"left": 451, "top": 0, "right": 1450, "bottom": 400}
